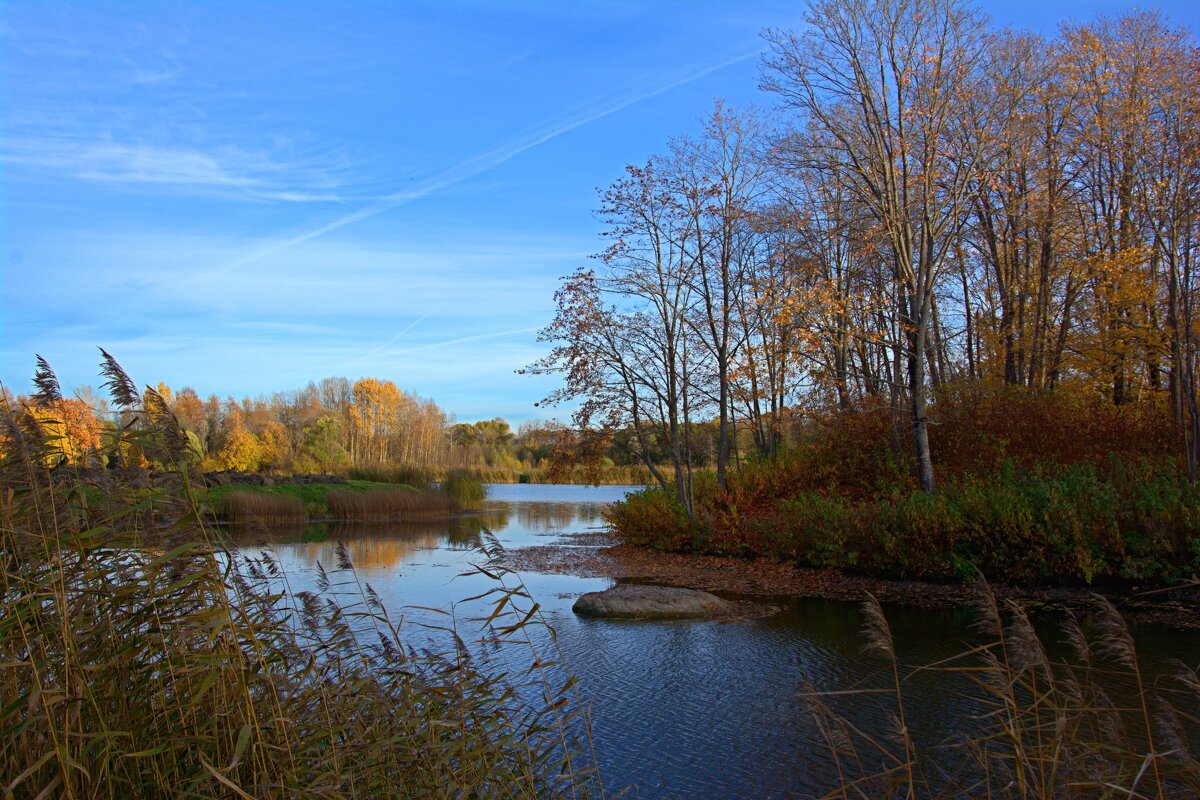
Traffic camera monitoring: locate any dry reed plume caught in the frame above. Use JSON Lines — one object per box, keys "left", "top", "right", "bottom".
{"left": 0, "top": 353, "right": 602, "bottom": 799}
{"left": 803, "top": 573, "right": 1200, "bottom": 799}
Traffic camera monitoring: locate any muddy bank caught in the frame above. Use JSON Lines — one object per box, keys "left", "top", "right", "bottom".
{"left": 507, "top": 536, "right": 1200, "bottom": 630}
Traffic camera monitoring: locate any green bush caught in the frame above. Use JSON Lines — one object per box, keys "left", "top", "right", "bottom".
{"left": 604, "top": 485, "right": 696, "bottom": 551}
{"left": 442, "top": 469, "right": 488, "bottom": 509}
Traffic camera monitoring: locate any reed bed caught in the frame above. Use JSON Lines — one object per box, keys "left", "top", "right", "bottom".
{"left": 806, "top": 576, "right": 1200, "bottom": 799}
{"left": 344, "top": 464, "right": 435, "bottom": 489}
{"left": 326, "top": 486, "right": 459, "bottom": 520}
{"left": 224, "top": 488, "right": 308, "bottom": 525}
{"left": 0, "top": 354, "right": 602, "bottom": 799}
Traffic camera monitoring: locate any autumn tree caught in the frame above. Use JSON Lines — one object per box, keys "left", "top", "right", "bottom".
{"left": 530, "top": 271, "right": 682, "bottom": 496}
{"left": 671, "top": 102, "right": 770, "bottom": 486}
{"left": 24, "top": 398, "right": 103, "bottom": 466}
{"left": 530, "top": 148, "right": 710, "bottom": 513}
{"left": 763, "top": 0, "right": 990, "bottom": 491}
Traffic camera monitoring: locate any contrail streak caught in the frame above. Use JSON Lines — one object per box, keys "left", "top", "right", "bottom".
{"left": 389, "top": 326, "right": 544, "bottom": 355}
{"left": 208, "top": 47, "right": 762, "bottom": 276}
{"left": 354, "top": 310, "right": 433, "bottom": 366}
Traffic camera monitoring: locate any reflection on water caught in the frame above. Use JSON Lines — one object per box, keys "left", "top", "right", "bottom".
{"left": 235, "top": 516, "right": 498, "bottom": 571}
{"left": 233, "top": 484, "right": 1200, "bottom": 800}
{"left": 231, "top": 490, "right": 614, "bottom": 573}
{"left": 505, "top": 501, "right": 607, "bottom": 531}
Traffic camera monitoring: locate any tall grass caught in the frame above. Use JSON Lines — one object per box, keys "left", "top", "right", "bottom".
{"left": 443, "top": 468, "right": 488, "bottom": 509}
{"left": 326, "top": 486, "right": 459, "bottom": 520}
{"left": 806, "top": 577, "right": 1200, "bottom": 798}
{"left": 345, "top": 463, "right": 435, "bottom": 489}
{"left": 0, "top": 355, "right": 601, "bottom": 799}
{"left": 224, "top": 489, "right": 308, "bottom": 524}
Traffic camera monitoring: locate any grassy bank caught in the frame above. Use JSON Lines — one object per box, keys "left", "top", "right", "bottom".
{"left": 204, "top": 472, "right": 488, "bottom": 524}
{"left": 608, "top": 389, "right": 1200, "bottom": 588}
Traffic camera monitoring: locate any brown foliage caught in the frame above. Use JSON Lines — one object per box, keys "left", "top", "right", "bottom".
{"left": 325, "top": 487, "right": 458, "bottom": 521}
{"left": 773, "top": 385, "right": 1175, "bottom": 499}
{"left": 224, "top": 490, "right": 307, "bottom": 525}
{"left": 929, "top": 383, "right": 1173, "bottom": 475}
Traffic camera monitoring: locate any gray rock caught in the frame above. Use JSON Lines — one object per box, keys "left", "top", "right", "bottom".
{"left": 572, "top": 584, "right": 731, "bottom": 619}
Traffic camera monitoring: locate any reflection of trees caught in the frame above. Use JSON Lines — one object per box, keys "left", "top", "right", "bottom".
{"left": 503, "top": 502, "right": 603, "bottom": 531}
{"left": 228, "top": 509, "right": 517, "bottom": 568}
{"left": 226, "top": 499, "right": 608, "bottom": 571}
{"left": 234, "top": 522, "right": 443, "bottom": 572}
{"left": 444, "top": 511, "right": 509, "bottom": 550}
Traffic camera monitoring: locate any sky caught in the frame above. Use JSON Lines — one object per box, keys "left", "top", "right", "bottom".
{"left": 3, "top": 0, "right": 1198, "bottom": 424}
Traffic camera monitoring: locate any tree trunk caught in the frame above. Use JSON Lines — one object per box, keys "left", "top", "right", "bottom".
{"left": 907, "top": 309, "right": 936, "bottom": 493}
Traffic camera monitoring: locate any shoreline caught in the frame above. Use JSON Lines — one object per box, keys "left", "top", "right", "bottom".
{"left": 507, "top": 536, "right": 1200, "bottom": 630}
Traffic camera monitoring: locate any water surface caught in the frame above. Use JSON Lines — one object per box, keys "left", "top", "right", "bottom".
{"left": 234, "top": 483, "right": 1200, "bottom": 799}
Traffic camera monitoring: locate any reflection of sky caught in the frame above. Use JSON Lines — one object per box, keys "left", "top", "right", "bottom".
{"left": 232, "top": 485, "right": 1200, "bottom": 799}
{"left": 232, "top": 486, "right": 620, "bottom": 625}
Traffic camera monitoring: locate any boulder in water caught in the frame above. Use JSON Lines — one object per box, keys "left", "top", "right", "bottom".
{"left": 572, "top": 584, "right": 730, "bottom": 619}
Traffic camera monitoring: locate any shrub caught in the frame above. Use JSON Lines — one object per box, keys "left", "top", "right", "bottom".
{"left": 609, "top": 458, "right": 1200, "bottom": 586}
{"left": 442, "top": 469, "right": 488, "bottom": 508}
{"left": 604, "top": 485, "right": 696, "bottom": 552}
{"left": 605, "top": 385, "right": 1194, "bottom": 587}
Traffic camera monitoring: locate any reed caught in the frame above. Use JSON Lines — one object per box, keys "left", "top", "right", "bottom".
{"left": 804, "top": 574, "right": 1200, "bottom": 799}
{"left": 0, "top": 354, "right": 602, "bottom": 799}
{"left": 326, "top": 486, "right": 459, "bottom": 520}
{"left": 224, "top": 488, "right": 308, "bottom": 525}
{"left": 443, "top": 468, "right": 488, "bottom": 509}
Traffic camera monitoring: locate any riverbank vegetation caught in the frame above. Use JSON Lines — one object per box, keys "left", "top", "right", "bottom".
{"left": 0, "top": 354, "right": 601, "bottom": 798}
{"left": 4, "top": 355, "right": 1195, "bottom": 797}
{"left": 0, "top": 370, "right": 653, "bottom": 484}
{"left": 205, "top": 471, "right": 486, "bottom": 524}
{"left": 531, "top": 2, "right": 1200, "bottom": 588}
{"left": 610, "top": 387, "right": 1199, "bottom": 585}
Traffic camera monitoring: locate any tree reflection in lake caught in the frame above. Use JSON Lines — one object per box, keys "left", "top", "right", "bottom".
{"left": 230, "top": 513, "right": 508, "bottom": 573}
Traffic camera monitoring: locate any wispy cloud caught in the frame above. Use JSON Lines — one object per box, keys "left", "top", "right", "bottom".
{"left": 0, "top": 137, "right": 348, "bottom": 202}
{"left": 10, "top": 228, "right": 584, "bottom": 331}
{"left": 361, "top": 312, "right": 434, "bottom": 360}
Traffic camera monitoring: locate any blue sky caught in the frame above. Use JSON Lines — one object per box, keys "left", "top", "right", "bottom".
{"left": 3, "top": 0, "right": 1197, "bottom": 423}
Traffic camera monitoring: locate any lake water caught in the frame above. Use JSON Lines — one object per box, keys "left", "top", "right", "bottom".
{"left": 233, "top": 483, "right": 1200, "bottom": 799}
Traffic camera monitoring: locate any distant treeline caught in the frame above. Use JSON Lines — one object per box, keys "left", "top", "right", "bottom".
{"left": 1, "top": 371, "right": 671, "bottom": 483}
